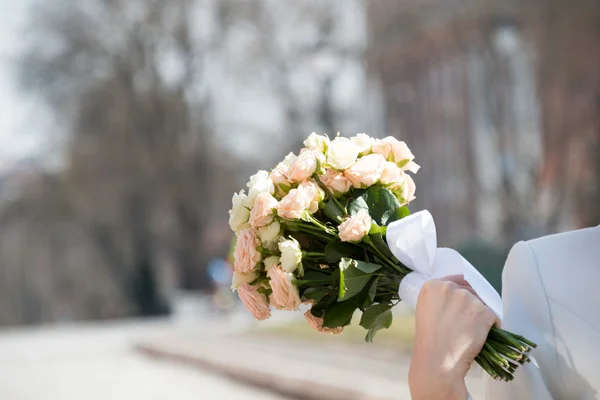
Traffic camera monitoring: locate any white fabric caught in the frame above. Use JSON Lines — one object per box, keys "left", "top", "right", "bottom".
{"left": 484, "top": 227, "right": 600, "bottom": 399}
{"left": 386, "top": 211, "right": 503, "bottom": 319}
{"left": 387, "top": 212, "right": 600, "bottom": 399}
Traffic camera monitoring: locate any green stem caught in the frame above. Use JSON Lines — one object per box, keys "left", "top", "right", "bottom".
{"left": 282, "top": 221, "right": 332, "bottom": 242}
{"left": 363, "top": 237, "right": 407, "bottom": 276}
{"left": 304, "top": 213, "right": 337, "bottom": 236}
{"left": 295, "top": 279, "right": 332, "bottom": 286}
{"left": 303, "top": 251, "right": 326, "bottom": 258}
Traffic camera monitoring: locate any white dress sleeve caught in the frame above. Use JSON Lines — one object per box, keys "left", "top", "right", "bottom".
{"left": 482, "top": 241, "right": 557, "bottom": 400}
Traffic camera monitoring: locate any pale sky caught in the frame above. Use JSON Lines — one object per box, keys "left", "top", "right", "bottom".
{"left": 0, "top": 0, "right": 52, "bottom": 167}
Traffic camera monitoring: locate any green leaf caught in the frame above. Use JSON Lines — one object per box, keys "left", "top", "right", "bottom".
{"left": 363, "top": 186, "right": 402, "bottom": 225}
{"left": 360, "top": 303, "right": 394, "bottom": 342}
{"left": 368, "top": 232, "right": 396, "bottom": 260}
{"left": 355, "top": 260, "right": 383, "bottom": 274}
{"left": 338, "top": 258, "right": 378, "bottom": 301}
{"left": 322, "top": 296, "right": 360, "bottom": 328}
{"left": 348, "top": 186, "right": 402, "bottom": 226}
{"left": 302, "top": 287, "right": 330, "bottom": 303}
{"left": 360, "top": 276, "right": 379, "bottom": 309}
{"left": 348, "top": 196, "right": 369, "bottom": 217}
{"left": 323, "top": 198, "right": 344, "bottom": 223}
{"left": 302, "top": 270, "right": 331, "bottom": 282}
{"left": 368, "top": 276, "right": 380, "bottom": 302}
{"left": 385, "top": 206, "right": 411, "bottom": 226}
{"left": 325, "top": 241, "right": 360, "bottom": 263}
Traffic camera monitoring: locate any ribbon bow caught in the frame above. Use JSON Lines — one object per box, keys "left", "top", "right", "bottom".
{"left": 386, "top": 210, "right": 503, "bottom": 320}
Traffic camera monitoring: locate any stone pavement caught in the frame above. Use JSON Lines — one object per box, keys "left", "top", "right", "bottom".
{"left": 136, "top": 329, "right": 486, "bottom": 400}
{"left": 0, "top": 320, "right": 288, "bottom": 400}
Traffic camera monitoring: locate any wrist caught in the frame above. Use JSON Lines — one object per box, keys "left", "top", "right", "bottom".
{"left": 409, "top": 344, "right": 468, "bottom": 400}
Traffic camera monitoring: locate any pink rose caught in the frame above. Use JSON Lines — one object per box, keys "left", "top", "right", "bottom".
{"left": 372, "top": 136, "right": 417, "bottom": 168}
{"left": 338, "top": 210, "right": 372, "bottom": 243}
{"left": 344, "top": 153, "right": 386, "bottom": 188}
{"left": 268, "top": 265, "right": 301, "bottom": 311}
{"left": 320, "top": 169, "right": 352, "bottom": 196}
{"left": 305, "top": 309, "right": 343, "bottom": 334}
{"left": 249, "top": 192, "right": 279, "bottom": 229}
{"left": 380, "top": 161, "right": 405, "bottom": 190}
{"left": 402, "top": 174, "right": 416, "bottom": 205}
{"left": 299, "top": 180, "right": 324, "bottom": 214}
{"left": 403, "top": 160, "right": 421, "bottom": 174}
{"left": 277, "top": 184, "right": 316, "bottom": 220}
{"left": 286, "top": 149, "right": 318, "bottom": 183}
{"left": 233, "top": 228, "right": 262, "bottom": 273}
{"left": 237, "top": 283, "right": 271, "bottom": 320}
{"left": 270, "top": 166, "right": 290, "bottom": 198}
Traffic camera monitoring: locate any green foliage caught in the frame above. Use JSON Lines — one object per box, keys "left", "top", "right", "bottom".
{"left": 323, "top": 197, "right": 344, "bottom": 222}
{"left": 324, "top": 241, "right": 361, "bottom": 263}
{"left": 322, "top": 296, "right": 360, "bottom": 328}
{"left": 337, "top": 258, "right": 382, "bottom": 301}
{"left": 348, "top": 186, "right": 402, "bottom": 226}
{"left": 386, "top": 206, "right": 411, "bottom": 225}
{"left": 360, "top": 303, "right": 394, "bottom": 342}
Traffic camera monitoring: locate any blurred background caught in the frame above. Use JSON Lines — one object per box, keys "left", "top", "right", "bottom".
{"left": 0, "top": 0, "right": 598, "bottom": 399}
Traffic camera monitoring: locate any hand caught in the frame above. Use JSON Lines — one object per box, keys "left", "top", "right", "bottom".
{"left": 408, "top": 276, "right": 499, "bottom": 400}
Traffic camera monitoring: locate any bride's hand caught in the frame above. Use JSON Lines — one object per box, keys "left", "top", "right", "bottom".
{"left": 408, "top": 276, "right": 499, "bottom": 400}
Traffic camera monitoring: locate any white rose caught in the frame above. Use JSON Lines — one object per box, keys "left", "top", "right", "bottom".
{"left": 229, "top": 190, "right": 251, "bottom": 232}
{"left": 247, "top": 170, "right": 275, "bottom": 201}
{"left": 352, "top": 133, "right": 373, "bottom": 156}
{"left": 282, "top": 152, "right": 298, "bottom": 168}
{"left": 278, "top": 237, "right": 302, "bottom": 274}
{"left": 258, "top": 221, "right": 281, "bottom": 250}
{"left": 326, "top": 137, "right": 359, "bottom": 170}
{"left": 231, "top": 270, "right": 258, "bottom": 291}
{"left": 263, "top": 255, "right": 280, "bottom": 272}
{"left": 304, "top": 133, "right": 330, "bottom": 153}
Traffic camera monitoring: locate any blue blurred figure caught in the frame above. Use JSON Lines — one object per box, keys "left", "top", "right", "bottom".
{"left": 207, "top": 258, "right": 234, "bottom": 314}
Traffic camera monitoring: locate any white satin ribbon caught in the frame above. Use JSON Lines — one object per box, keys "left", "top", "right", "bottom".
{"left": 386, "top": 210, "right": 503, "bottom": 320}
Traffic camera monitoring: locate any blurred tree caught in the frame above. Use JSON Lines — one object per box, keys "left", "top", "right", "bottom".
{"left": 17, "top": 0, "right": 238, "bottom": 317}
{"left": 367, "top": 0, "right": 600, "bottom": 247}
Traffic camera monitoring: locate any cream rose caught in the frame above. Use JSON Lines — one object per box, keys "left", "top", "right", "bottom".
{"left": 237, "top": 283, "right": 271, "bottom": 320}
{"left": 344, "top": 153, "right": 386, "bottom": 188}
{"left": 263, "top": 255, "right": 280, "bottom": 271}
{"left": 338, "top": 210, "right": 372, "bottom": 243}
{"left": 231, "top": 271, "right": 258, "bottom": 290}
{"left": 249, "top": 192, "right": 278, "bottom": 229}
{"left": 233, "top": 228, "right": 262, "bottom": 273}
{"left": 326, "top": 137, "right": 359, "bottom": 170}
{"left": 247, "top": 170, "right": 275, "bottom": 202}
{"left": 304, "top": 132, "right": 330, "bottom": 153}
{"left": 305, "top": 309, "right": 343, "bottom": 334}
{"left": 277, "top": 184, "right": 316, "bottom": 220}
{"left": 319, "top": 169, "right": 352, "bottom": 197}
{"left": 278, "top": 237, "right": 302, "bottom": 274}
{"left": 228, "top": 190, "right": 251, "bottom": 232}
{"left": 352, "top": 133, "right": 373, "bottom": 156}
{"left": 257, "top": 221, "right": 281, "bottom": 250}
{"left": 286, "top": 148, "right": 318, "bottom": 183}
{"left": 268, "top": 265, "right": 301, "bottom": 311}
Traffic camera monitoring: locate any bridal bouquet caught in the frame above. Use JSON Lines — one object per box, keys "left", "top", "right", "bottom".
{"left": 228, "top": 133, "right": 536, "bottom": 382}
